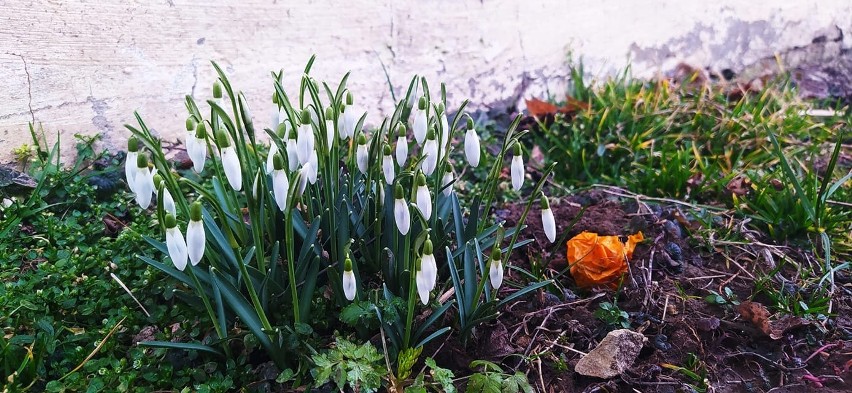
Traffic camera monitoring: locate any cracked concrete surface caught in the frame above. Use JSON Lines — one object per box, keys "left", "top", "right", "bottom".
{"left": 1, "top": 1, "right": 851, "bottom": 162}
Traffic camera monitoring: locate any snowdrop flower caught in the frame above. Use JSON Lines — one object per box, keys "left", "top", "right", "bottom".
{"left": 266, "top": 122, "right": 287, "bottom": 174}
{"left": 340, "top": 91, "right": 357, "bottom": 140}
{"left": 133, "top": 154, "right": 156, "bottom": 209}
{"left": 464, "top": 117, "right": 481, "bottom": 167}
{"left": 356, "top": 134, "right": 369, "bottom": 175}
{"left": 382, "top": 145, "right": 395, "bottom": 185}
{"left": 511, "top": 143, "right": 524, "bottom": 191}
{"left": 285, "top": 127, "right": 299, "bottom": 172}
{"left": 541, "top": 195, "right": 556, "bottom": 243}
{"left": 421, "top": 237, "right": 437, "bottom": 291}
{"left": 324, "top": 107, "right": 336, "bottom": 154}
{"left": 185, "top": 116, "right": 197, "bottom": 164}
{"left": 271, "top": 153, "right": 290, "bottom": 212}
{"left": 412, "top": 97, "right": 428, "bottom": 144}
{"left": 395, "top": 123, "right": 408, "bottom": 167}
{"left": 125, "top": 137, "right": 139, "bottom": 193}
{"left": 212, "top": 81, "right": 223, "bottom": 104}
{"left": 153, "top": 174, "right": 176, "bottom": 217}
{"left": 489, "top": 247, "right": 504, "bottom": 290}
{"left": 441, "top": 164, "right": 454, "bottom": 197}
{"left": 217, "top": 131, "right": 242, "bottom": 191}
{"left": 296, "top": 110, "right": 314, "bottom": 165}
{"left": 415, "top": 258, "right": 430, "bottom": 305}
{"left": 165, "top": 214, "right": 188, "bottom": 271}
{"left": 414, "top": 172, "right": 432, "bottom": 221}
{"left": 342, "top": 257, "right": 357, "bottom": 301}
{"left": 436, "top": 102, "right": 450, "bottom": 150}
{"left": 296, "top": 166, "right": 309, "bottom": 197}
{"left": 421, "top": 128, "right": 438, "bottom": 176}
{"left": 190, "top": 122, "right": 208, "bottom": 173}
{"left": 393, "top": 184, "right": 410, "bottom": 235}
{"left": 306, "top": 149, "right": 319, "bottom": 184}
{"left": 186, "top": 202, "right": 206, "bottom": 266}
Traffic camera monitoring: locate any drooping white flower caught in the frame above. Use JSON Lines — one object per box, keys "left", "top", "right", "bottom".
{"left": 436, "top": 102, "right": 450, "bottom": 150}
{"left": 190, "top": 122, "right": 208, "bottom": 173}
{"left": 414, "top": 173, "right": 432, "bottom": 221}
{"left": 412, "top": 97, "right": 428, "bottom": 144}
{"left": 186, "top": 202, "right": 206, "bottom": 266}
{"left": 340, "top": 91, "right": 360, "bottom": 140}
{"left": 125, "top": 137, "right": 139, "bottom": 193}
{"left": 296, "top": 110, "right": 314, "bottom": 165}
{"left": 296, "top": 166, "right": 309, "bottom": 197}
{"left": 421, "top": 238, "right": 437, "bottom": 291}
{"left": 421, "top": 128, "right": 438, "bottom": 176}
{"left": 325, "top": 107, "right": 336, "bottom": 153}
{"left": 441, "top": 166, "right": 454, "bottom": 197}
{"left": 342, "top": 257, "right": 357, "bottom": 301}
{"left": 266, "top": 143, "right": 279, "bottom": 175}
{"left": 216, "top": 130, "right": 242, "bottom": 191}
{"left": 185, "top": 116, "right": 197, "bottom": 169}
{"left": 133, "top": 154, "right": 156, "bottom": 209}
{"left": 541, "top": 195, "right": 556, "bottom": 243}
{"left": 464, "top": 118, "right": 481, "bottom": 167}
{"left": 165, "top": 214, "right": 188, "bottom": 271}
{"left": 511, "top": 143, "right": 524, "bottom": 191}
{"left": 393, "top": 185, "right": 410, "bottom": 235}
{"left": 382, "top": 145, "right": 395, "bottom": 185}
{"left": 356, "top": 134, "right": 369, "bottom": 175}
{"left": 271, "top": 153, "right": 290, "bottom": 211}
{"left": 306, "top": 149, "right": 318, "bottom": 185}
{"left": 489, "top": 248, "right": 504, "bottom": 290}
{"left": 159, "top": 181, "right": 176, "bottom": 217}
{"left": 284, "top": 128, "right": 299, "bottom": 172}
{"left": 415, "top": 258, "right": 430, "bottom": 305}
{"left": 395, "top": 123, "right": 408, "bottom": 167}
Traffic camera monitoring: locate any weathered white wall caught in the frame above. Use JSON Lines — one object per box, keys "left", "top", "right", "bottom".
{"left": 1, "top": 1, "right": 851, "bottom": 161}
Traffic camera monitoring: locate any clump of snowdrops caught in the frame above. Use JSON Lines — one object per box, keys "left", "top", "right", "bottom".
{"left": 126, "top": 57, "right": 555, "bottom": 371}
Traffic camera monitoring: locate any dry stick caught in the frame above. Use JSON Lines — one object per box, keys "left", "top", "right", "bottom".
{"left": 110, "top": 273, "right": 151, "bottom": 317}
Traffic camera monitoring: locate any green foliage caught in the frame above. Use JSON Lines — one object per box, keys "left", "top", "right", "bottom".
{"left": 310, "top": 337, "right": 385, "bottom": 393}
{"left": 594, "top": 301, "right": 631, "bottom": 329}
{"left": 704, "top": 287, "right": 740, "bottom": 307}
{"left": 465, "top": 360, "right": 533, "bottom": 393}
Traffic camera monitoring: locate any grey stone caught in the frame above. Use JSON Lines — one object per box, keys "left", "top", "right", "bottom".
{"left": 575, "top": 329, "right": 647, "bottom": 379}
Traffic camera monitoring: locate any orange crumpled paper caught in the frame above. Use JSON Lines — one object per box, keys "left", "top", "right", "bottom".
{"left": 567, "top": 231, "right": 644, "bottom": 288}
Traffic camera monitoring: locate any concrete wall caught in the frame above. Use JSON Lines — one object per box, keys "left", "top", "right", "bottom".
{"left": 2, "top": 1, "right": 851, "bottom": 161}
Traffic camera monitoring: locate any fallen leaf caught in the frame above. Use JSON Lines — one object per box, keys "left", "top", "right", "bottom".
{"left": 726, "top": 175, "right": 752, "bottom": 196}
{"left": 525, "top": 96, "right": 590, "bottom": 119}
{"left": 738, "top": 301, "right": 809, "bottom": 339}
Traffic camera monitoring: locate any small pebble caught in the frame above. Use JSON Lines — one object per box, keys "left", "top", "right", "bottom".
{"left": 664, "top": 242, "right": 683, "bottom": 262}
{"left": 653, "top": 334, "right": 671, "bottom": 351}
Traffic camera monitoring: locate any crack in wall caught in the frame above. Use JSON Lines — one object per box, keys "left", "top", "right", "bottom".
{"left": 8, "top": 52, "right": 35, "bottom": 124}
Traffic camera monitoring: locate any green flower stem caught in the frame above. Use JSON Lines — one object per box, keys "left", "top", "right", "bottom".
{"left": 285, "top": 206, "right": 301, "bottom": 324}
{"left": 235, "top": 247, "right": 273, "bottom": 331}
{"left": 402, "top": 233, "right": 415, "bottom": 350}
{"left": 187, "top": 265, "right": 231, "bottom": 358}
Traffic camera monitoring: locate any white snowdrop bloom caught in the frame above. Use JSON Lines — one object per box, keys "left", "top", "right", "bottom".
{"left": 395, "top": 124, "right": 408, "bottom": 167}
{"left": 511, "top": 144, "right": 524, "bottom": 191}
{"left": 441, "top": 166, "right": 454, "bottom": 197}
{"left": 421, "top": 238, "right": 437, "bottom": 291}
{"left": 296, "top": 166, "right": 309, "bottom": 197}
{"left": 284, "top": 128, "right": 299, "bottom": 172}
{"left": 340, "top": 91, "right": 358, "bottom": 140}
{"left": 437, "top": 102, "right": 450, "bottom": 150}
{"left": 125, "top": 137, "right": 139, "bottom": 194}
{"left": 296, "top": 110, "right": 314, "bottom": 165}
{"left": 413, "top": 97, "right": 428, "bottom": 144}
{"left": 393, "top": 185, "right": 410, "bottom": 235}
{"left": 158, "top": 180, "right": 176, "bottom": 217}
{"left": 464, "top": 118, "right": 481, "bottom": 167}
{"left": 221, "top": 147, "right": 242, "bottom": 191}
{"left": 356, "top": 135, "right": 369, "bottom": 175}
{"left": 306, "top": 149, "right": 319, "bottom": 185}
{"left": 165, "top": 214, "right": 188, "bottom": 271}
{"left": 133, "top": 154, "right": 156, "bottom": 209}
{"left": 190, "top": 123, "right": 208, "bottom": 173}
{"left": 271, "top": 153, "right": 290, "bottom": 211}
{"left": 489, "top": 249, "right": 504, "bottom": 290}
{"left": 342, "top": 258, "right": 357, "bottom": 301}
{"left": 186, "top": 202, "right": 206, "bottom": 266}
{"left": 325, "top": 107, "right": 336, "bottom": 153}
{"left": 414, "top": 173, "right": 432, "bottom": 221}
{"left": 415, "top": 259, "right": 430, "bottom": 305}
{"left": 266, "top": 142, "right": 279, "bottom": 175}
{"left": 185, "top": 116, "right": 198, "bottom": 169}
{"left": 541, "top": 195, "right": 556, "bottom": 243}
{"left": 421, "top": 129, "right": 438, "bottom": 176}
{"left": 382, "top": 145, "right": 395, "bottom": 185}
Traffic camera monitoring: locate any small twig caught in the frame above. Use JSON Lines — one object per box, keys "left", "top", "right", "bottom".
{"left": 110, "top": 273, "right": 150, "bottom": 317}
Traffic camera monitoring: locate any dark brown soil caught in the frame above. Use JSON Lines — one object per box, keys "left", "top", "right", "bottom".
{"left": 442, "top": 190, "right": 852, "bottom": 392}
